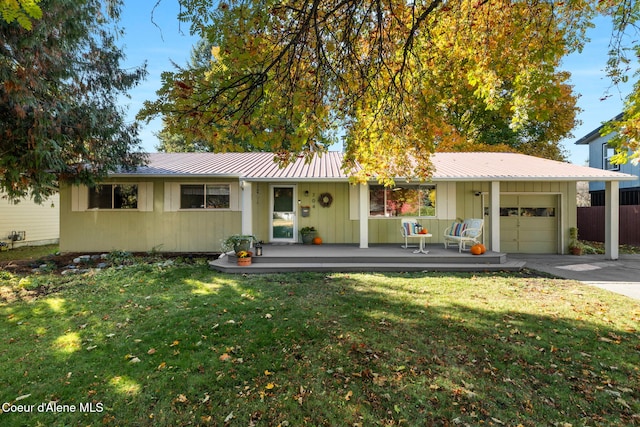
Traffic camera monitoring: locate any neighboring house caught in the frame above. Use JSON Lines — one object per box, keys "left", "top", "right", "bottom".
{"left": 59, "top": 152, "right": 634, "bottom": 258}
{"left": 575, "top": 113, "right": 640, "bottom": 205}
{"left": 1, "top": 192, "right": 60, "bottom": 249}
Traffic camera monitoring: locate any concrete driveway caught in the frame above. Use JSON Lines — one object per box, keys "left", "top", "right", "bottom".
{"left": 508, "top": 254, "right": 640, "bottom": 300}
{"left": 510, "top": 253, "right": 640, "bottom": 300}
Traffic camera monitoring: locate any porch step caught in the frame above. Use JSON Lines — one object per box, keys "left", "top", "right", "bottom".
{"left": 226, "top": 253, "right": 507, "bottom": 265}
{"left": 208, "top": 244, "right": 525, "bottom": 274}
{"left": 208, "top": 259, "right": 526, "bottom": 274}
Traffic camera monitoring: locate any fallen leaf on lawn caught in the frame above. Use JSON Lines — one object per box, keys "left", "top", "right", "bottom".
{"left": 264, "top": 370, "right": 273, "bottom": 376}
{"left": 170, "top": 340, "right": 179, "bottom": 347}
{"left": 465, "top": 389, "right": 477, "bottom": 398}
{"left": 147, "top": 348, "right": 156, "bottom": 355}
{"left": 616, "top": 397, "right": 631, "bottom": 409}
{"left": 175, "top": 394, "right": 188, "bottom": 403}
{"left": 129, "top": 357, "right": 141, "bottom": 363}
{"left": 605, "top": 389, "right": 621, "bottom": 397}
{"left": 224, "top": 411, "right": 234, "bottom": 422}
{"left": 157, "top": 362, "right": 167, "bottom": 370}
{"left": 86, "top": 345, "right": 97, "bottom": 351}
{"left": 461, "top": 380, "right": 475, "bottom": 390}
{"left": 265, "top": 382, "right": 276, "bottom": 390}
{"left": 345, "top": 390, "right": 353, "bottom": 401}
{"left": 105, "top": 333, "right": 115, "bottom": 338}
{"left": 219, "top": 353, "right": 232, "bottom": 361}
{"left": 15, "top": 394, "right": 31, "bottom": 401}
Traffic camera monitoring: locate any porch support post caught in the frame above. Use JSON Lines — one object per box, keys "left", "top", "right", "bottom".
{"left": 241, "top": 180, "right": 253, "bottom": 236}
{"left": 604, "top": 180, "right": 619, "bottom": 260}
{"left": 359, "top": 183, "right": 369, "bottom": 248}
{"left": 490, "top": 181, "right": 500, "bottom": 252}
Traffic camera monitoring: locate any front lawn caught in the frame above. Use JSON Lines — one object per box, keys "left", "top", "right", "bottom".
{"left": 0, "top": 259, "right": 638, "bottom": 426}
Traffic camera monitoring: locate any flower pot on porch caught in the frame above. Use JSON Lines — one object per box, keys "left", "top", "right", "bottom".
{"left": 301, "top": 232, "right": 315, "bottom": 244}
{"left": 237, "top": 256, "right": 252, "bottom": 266}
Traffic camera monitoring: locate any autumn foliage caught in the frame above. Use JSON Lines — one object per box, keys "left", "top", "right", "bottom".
{"left": 138, "top": 0, "right": 624, "bottom": 185}
{"left": 0, "top": 0, "right": 147, "bottom": 202}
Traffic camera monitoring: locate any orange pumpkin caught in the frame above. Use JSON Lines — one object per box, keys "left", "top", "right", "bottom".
{"left": 478, "top": 244, "right": 487, "bottom": 254}
{"left": 312, "top": 236, "right": 323, "bottom": 245}
{"left": 470, "top": 244, "right": 484, "bottom": 255}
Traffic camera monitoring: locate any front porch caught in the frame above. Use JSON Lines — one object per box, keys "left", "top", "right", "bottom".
{"left": 209, "top": 243, "right": 525, "bottom": 274}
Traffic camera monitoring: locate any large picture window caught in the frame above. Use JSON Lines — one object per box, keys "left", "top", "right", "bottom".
{"left": 369, "top": 185, "right": 436, "bottom": 217}
{"left": 88, "top": 184, "right": 138, "bottom": 209}
{"left": 180, "top": 184, "right": 230, "bottom": 209}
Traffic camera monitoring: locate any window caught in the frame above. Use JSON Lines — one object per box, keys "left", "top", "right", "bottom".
{"left": 369, "top": 185, "right": 436, "bottom": 217}
{"left": 500, "top": 207, "right": 555, "bottom": 217}
{"left": 180, "top": 184, "right": 230, "bottom": 209}
{"left": 602, "top": 143, "right": 620, "bottom": 171}
{"left": 88, "top": 184, "right": 138, "bottom": 209}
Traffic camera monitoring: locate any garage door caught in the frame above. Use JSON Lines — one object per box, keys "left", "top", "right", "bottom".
{"left": 500, "top": 195, "right": 558, "bottom": 253}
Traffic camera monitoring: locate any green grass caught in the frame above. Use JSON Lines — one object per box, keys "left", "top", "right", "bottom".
{"left": 0, "top": 259, "right": 639, "bottom": 426}
{"left": 0, "top": 244, "right": 59, "bottom": 262}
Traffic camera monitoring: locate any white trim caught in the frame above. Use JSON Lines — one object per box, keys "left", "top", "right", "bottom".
{"left": 605, "top": 181, "right": 619, "bottom": 260}
{"left": 490, "top": 181, "right": 500, "bottom": 252}
{"left": 241, "top": 181, "right": 252, "bottom": 235}
{"left": 269, "top": 184, "right": 297, "bottom": 243}
{"left": 359, "top": 183, "right": 369, "bottom": 248}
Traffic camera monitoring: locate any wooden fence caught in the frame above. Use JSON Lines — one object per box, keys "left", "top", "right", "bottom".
{"left": 577, "top": 205, "right": 640, "bottom": 245}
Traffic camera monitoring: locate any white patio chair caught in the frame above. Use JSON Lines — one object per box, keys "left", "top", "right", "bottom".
{"left": 443, "top": 218, "right": 483, "bottom": 252}
{"left": 400, "top": 218, "right": 419, "bottom": 249}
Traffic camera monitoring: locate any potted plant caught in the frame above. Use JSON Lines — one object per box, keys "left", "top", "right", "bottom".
{"left": 569, "top": 227, "right": 583, "bottom": 255}
{"left": 236, "top": 250, "right": 252, "bottom": 266}
{"left": 221, "top": 234, "right": 257, "bottom": 254}
{"left": 300, "top": 226, "right": 317, "bottom": 244}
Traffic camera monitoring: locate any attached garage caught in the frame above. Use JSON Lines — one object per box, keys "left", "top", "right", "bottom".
{"left": 500, "top": 195, "right": 559, "bottom": 253}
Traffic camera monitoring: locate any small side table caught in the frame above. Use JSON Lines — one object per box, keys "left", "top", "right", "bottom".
{"left": 412, "top": 233, "right": 432, "bottom": 254}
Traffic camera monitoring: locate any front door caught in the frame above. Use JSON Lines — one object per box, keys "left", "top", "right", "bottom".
{"left": 270, "top": 185, "right": 297, "bottom": 242}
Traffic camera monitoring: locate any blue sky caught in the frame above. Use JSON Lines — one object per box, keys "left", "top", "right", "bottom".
{"left": 119, "top": 4, "right": 634, "bottom": 165}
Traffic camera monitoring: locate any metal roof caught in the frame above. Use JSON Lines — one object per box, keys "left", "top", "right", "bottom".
{"left": 430, "top": 152, "right": 636, "bottom": 181}
{"left": 113, "top": 151, "right": 636, "bottom": 182}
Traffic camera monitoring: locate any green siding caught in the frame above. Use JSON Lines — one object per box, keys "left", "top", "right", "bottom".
{"left": 60, "top": 178, "right": 579, "bottom": 253}
{"left": 60, "top": 179, "right": 241, "bottom": 253}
